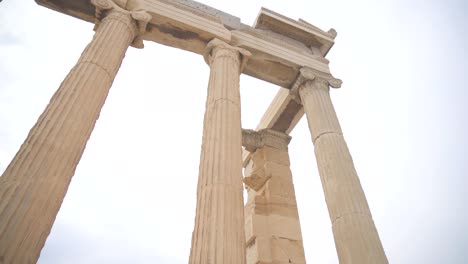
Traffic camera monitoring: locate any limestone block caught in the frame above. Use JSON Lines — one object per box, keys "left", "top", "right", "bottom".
{"left": 264, "top": 162, "right": 293, "bottom": 179}
{"left": 245, "top": 237, "right": 258, "bottom": 264}
{"left": 271, "top": 237, "right": 306, "bottom": 264}
{"left": 243, "top": 133, "right": 305, "bottom": 264}
{"left": 249, "top": 214, "right": 302, "bottom": 241}
{"left": 264, "top": 204, "right": 299, "bottom": 219}
{"left": 246, "top": 236, "right": 273, "bottom": 264}
{"left": 244, "top": 159, "right": 271, "bottom": 191}
{"left": 265, "top": 177, "right": 297, "bottom": 206}
{"left": 257, "top": 146, "right": 290, "bottom": 166}
{"left": 245, "top": 144, "right": 291, "bottom": 191}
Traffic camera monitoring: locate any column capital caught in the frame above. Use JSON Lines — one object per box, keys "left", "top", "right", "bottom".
{"left": 289, "top": 67, "right": 342, "bottom": 104}
{"left": 91, "top": 0, "right": 151, "bottom": 49}
{"left": 204, "top": 38, "right": 252, "bottom": 72}
{"left": 242, "top": 128, "right": 291, "bottom": 153}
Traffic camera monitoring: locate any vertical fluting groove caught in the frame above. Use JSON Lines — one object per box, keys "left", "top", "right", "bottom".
{"left": 0, "top": 11, "right": 136, "bottom": 263}
{"left": 300, "top": 80, "right": 388, "bottom": 264}
{"left": 0, "top": 62, "right": 91, "bottom": 241}
{"left": 7, "top": 20, "right": 130, "bottom": 259}
{"left": 12, "top": 66, "right": 106, "bottom": 237}
{"left": 0, "top": 14, "right": 131, "bottom": 222}
{"left": 190, "top": 44, "right": 245, "bottom": 264}
{"left": 12, "top": 68, "right": 113, "bottom": 261}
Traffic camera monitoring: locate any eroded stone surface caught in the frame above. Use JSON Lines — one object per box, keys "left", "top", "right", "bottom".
{"left": 243, "top": 131, "right": 306, "bottom": 264}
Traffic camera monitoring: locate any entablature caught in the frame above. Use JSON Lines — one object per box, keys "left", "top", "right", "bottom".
{"left": 35, "top": 0, "right": 335, "bottom": 87}
{"left": 254, "top": 8, "right": 336, "bottom": 56}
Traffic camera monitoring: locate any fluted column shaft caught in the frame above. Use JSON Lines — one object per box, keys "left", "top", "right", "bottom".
{"left": 298, "top": 74, "right": 388, "bottom": 263}
{"left": 189, "top": 39, "right": 250, "bottom": 264}
{"left": 0, "top": 10, "right": 138, "bottom": 263}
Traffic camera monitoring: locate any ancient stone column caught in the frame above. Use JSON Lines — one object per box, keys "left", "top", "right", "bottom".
{"left": 242, "top": 129, "right": 306, "bottom": 264}
{"left": 189, "top": 39, "right": 251, "bottom": 264}
{"left": 0, "top": 1, "right": 150, "bottom": 263}
{"left": 290, "top": 67, "right": 388, "bottom": 263}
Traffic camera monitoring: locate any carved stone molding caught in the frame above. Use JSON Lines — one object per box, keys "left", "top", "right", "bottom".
{"left": 204, "top": 38, "right": 251, "bottom": 72}
{"left": 242, "top": 128, "right": 291, "bottom": 153}
{"left": 289, "top": 66, "right": 342, "bottom": 104}
{"left": 91, "top": 0, "right": 151, "bottom": 48}
{"left": 327, "top": 28, "right": 338, "bottom": 39}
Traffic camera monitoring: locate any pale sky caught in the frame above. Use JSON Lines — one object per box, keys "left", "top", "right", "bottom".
{"left": 1, "top": 0, "right": 467, "bottom": 263}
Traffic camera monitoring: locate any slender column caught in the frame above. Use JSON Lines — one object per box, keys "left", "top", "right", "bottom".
{"left": 189, "top": 39, "right": 251, "bottom": 264}
{"left": 0, "top": 1, "right": 150, "bottom": 263}
{"left": 242, "top": 129, "right": 306, "bottom": 264}
{"left": 291, "top": 67, "right": 388, "bottom": 263}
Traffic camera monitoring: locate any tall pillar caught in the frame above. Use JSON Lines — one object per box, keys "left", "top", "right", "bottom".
{"left": 242, "top": 129, "right": 306, "bottom": 264}
{"left": 0, "top": 1, "right": 151, "bottom": 263}
{"left": 290, "top": 67, "right": 388, "bottom": 263}
{"left": 189, "top": 39, "right": 251, "bottom": 264}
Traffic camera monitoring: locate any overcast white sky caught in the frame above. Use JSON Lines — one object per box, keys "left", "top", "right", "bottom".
{"left": 1, "top": 0, "right": 467, "bottom": 263}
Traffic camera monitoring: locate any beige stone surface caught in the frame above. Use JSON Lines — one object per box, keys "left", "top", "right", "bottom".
{"left": 14, "top": 1, "right": 390, "bottom": 262}
{"left": 253, "top": 8, "right": 336, "bottom": 56}
{"left": 243, "top": 130, "right": 306, "bottom": 264}
{"left": 293, "top": 67, "right": 388, "bottom": 264}
{"left": 241, "top": 89, "right": 304, "bottom": 167}
{"left": 0, "top": 2, "right": 150, "bottom": 263}
{"left": 189, "top": 39, "right": 250, "bottom": 264}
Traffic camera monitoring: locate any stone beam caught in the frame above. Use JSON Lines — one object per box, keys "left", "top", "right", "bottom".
{"left": 231, "top": 28, "right": 330, "bottom": 87}
{"left": 242, "top": 88, "right": 304, "bottom": 167}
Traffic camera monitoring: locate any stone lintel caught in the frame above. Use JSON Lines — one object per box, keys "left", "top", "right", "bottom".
{"left": 35, "top": 0, "right": 97, "bottom": 23}
{"left": 231, "top": 28, "right": 331, "bottom": 88}
{"left": 35, "top": 0, "right": 232, "bottom": 54}
{"left": 242, "top": 89, "right": 303, "bottom": 167}
{"left": 242, "top": 129, "right": 291, "bottom": 153}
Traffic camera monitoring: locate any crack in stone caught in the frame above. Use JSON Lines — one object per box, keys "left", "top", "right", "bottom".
{"left": 332, "top": 211, "right": 372, "bottom": 225}
{"left": 313, "top": 131, "right": 342, "bottom": 143}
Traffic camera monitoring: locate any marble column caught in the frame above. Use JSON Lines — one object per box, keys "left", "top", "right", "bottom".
{"left": 0, "top": 1, "right": 150, "bottom": 263}
{"left": 242, "top": 129, "right": 306, "bottom": 264}
{"left": 291, "top": 67, "right": 388, "bottom": 264}
{"left": 189, "top": 39, "right": 251, "bottom": 264}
